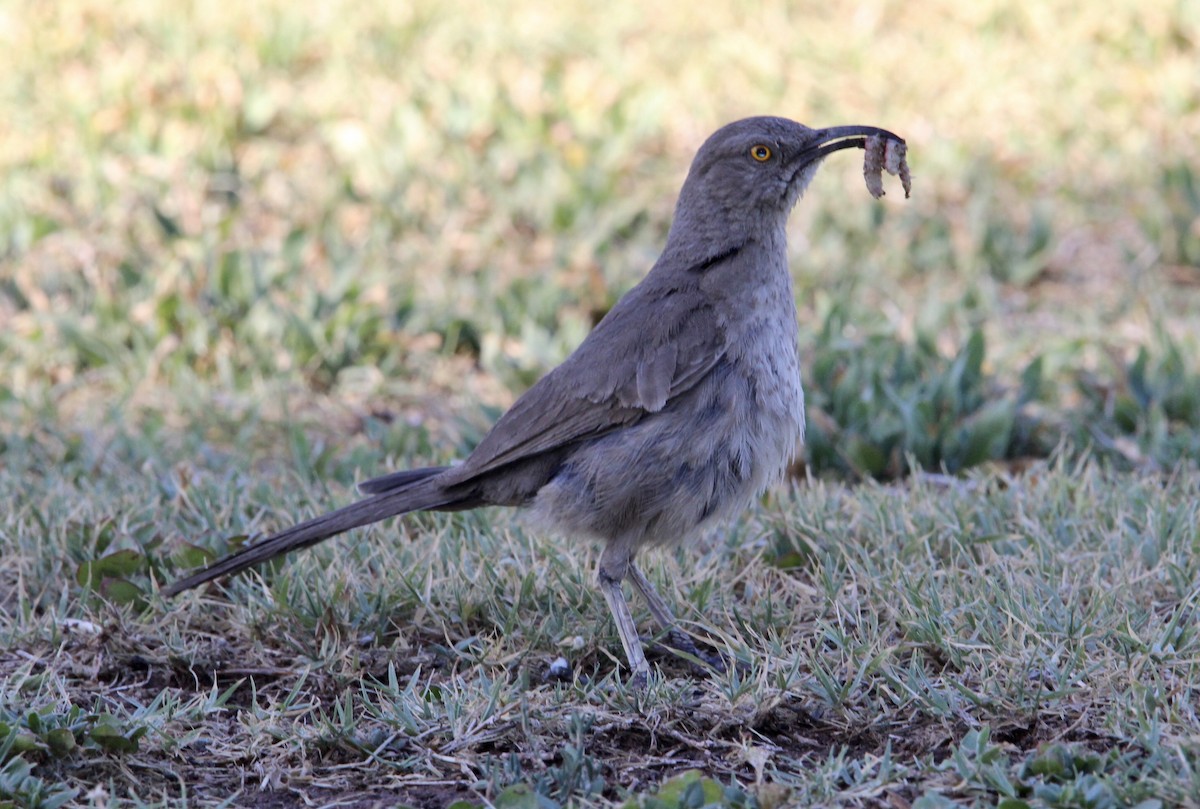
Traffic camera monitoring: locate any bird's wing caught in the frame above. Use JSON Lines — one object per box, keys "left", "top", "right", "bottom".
{"left": 441, "top": 276, "right": 727, "bottom": 486}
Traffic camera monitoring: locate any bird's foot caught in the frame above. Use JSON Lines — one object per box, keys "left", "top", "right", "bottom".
{"left": 656, "top": 629, "right": 748, "bottom": 677}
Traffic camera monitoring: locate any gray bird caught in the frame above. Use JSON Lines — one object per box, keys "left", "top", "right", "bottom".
{"left": 163, "top": 116, "right": 907, "bottom": 682}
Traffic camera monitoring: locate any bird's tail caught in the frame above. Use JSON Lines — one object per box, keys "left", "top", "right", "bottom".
{"left": 161, "top": 469, "right": 454, "bottom": 597}
{"left": 356, "top": 465, "right": 448, "bottom": 495}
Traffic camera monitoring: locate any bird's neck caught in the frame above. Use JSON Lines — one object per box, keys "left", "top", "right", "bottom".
{"left": 660, "top": 207, "right": 788, "bottom": 272}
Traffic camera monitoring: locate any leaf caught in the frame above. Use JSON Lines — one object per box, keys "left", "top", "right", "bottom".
{"left": 88, "top": 716, "right": 142, "bottom": 754}
{"left": 45, "top": 728, "right": 76, "bottom": 757}
{"left": 89, "top": 727, "right": 138, "bottom": 754}
{"left": 962, "top": 330, "right": 986, "bottom": 391}
{"left": 5, "top": 731, "right": 40, "bottom": 755}
{"left": 99, "top": 578, "right": 147, "bottom": 609}
{"left": 956, "top": 400, "right": 1015, "bottom": 469}
{"left": 1018, "top": 356, "right": 1044, "bottom": 405}
{"left": 846, "top": 436, "right": 888, "bottom": 477}
{"left": 771, "top": 551, "right": 810, "bottom": 570}
{"left": 171, "top": 542, "right": 217, "bottom": 570}
{"left": 1128, "top": 347, "right": 1152, "bottom": 409}
{"left": 76, "top": 549, "right": 147, "bottom": 587}
{"left": 649, "top": 771, "right": 723, "bottom": 806}
{"left": 39, "top": 788, "right": 81, "bottom": 809}
{"left": 494, "top": 784, "right": 559, "bottom": 809}
{"left": 912, "top": 793, "right": 960, "bottom": 809}
{"left": 1021, "top": 743, "right": 1073, "bottom": 779}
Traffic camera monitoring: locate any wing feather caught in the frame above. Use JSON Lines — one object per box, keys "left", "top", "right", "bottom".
{"left": 440, "top": 274, "right": 728, "bottom": 486}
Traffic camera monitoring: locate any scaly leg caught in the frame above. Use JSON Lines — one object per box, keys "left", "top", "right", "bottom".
{"left": 627, "top": 561, "right": 678, "bottom": 631}
{"left": 597, "top": 543, "right": 649, "bottom": 683}
{"left": 628, "top": 561, "right": 723, "bottom": 671}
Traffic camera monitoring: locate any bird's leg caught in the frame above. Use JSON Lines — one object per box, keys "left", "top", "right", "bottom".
{"left": 627, "top": 561, "right": 678, "bottom": 631}
{"left": 597, "top": 543, "right": 650, "bottom": 684}
{"left": 628, "top": 561, "right": 726, "bottom": 673}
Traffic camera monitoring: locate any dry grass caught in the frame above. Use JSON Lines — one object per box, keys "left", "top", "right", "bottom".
{"left": 4, "top": 454, "right": 1199, "bottom": 806}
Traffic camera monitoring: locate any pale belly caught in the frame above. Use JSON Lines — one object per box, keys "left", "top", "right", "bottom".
{"left": 532, "top": 346, "right": 805, "bottom": 547}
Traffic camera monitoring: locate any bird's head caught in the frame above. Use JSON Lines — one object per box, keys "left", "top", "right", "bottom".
{"left": 668, "top": 116, "right": 904, "bottom": 256}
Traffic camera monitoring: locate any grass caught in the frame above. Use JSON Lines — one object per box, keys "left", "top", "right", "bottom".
{"left": 2, "top": 0, "right": 1200, "bottom": 805}
{"left": 4, "top": 446, "right": 1200, "bottom": 806}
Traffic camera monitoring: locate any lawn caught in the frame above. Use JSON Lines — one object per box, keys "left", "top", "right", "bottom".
{"left": 2, "top": 0, "right": 1199, "bottom": 806}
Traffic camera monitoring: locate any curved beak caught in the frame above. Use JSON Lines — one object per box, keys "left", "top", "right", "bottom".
{"left": 792, "top": 124, "right": 905, "bottom": 168}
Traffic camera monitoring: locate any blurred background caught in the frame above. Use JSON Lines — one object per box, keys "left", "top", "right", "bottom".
{"left": 2, "top": 0, "right": 1198, "bottom": 478}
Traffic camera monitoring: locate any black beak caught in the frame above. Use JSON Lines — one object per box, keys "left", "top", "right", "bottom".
{"left": 792, "top": 124, "right": 905, "bottom": 169}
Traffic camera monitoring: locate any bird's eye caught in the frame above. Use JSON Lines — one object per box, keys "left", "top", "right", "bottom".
{"left": 750, "top": 144, "right": 772, "bottom": 162}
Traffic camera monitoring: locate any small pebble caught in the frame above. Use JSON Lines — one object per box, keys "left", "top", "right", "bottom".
{"left": 547, "top": 656, "right": 572, "bottom": 681}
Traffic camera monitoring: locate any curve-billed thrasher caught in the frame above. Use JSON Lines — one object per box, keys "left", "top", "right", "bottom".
{"left": 164, "top": 116, "right": 908, "bottom": 681}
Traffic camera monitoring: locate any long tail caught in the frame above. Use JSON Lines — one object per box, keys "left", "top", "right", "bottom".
{"left": 162, "top": 469, "right": 453, "bottom": 597}
{"left": 356, "top": 466, "right": 448, "bottom": 495}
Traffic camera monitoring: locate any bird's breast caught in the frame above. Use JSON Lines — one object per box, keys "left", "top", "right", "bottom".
{"left": 725, "top": 279, "right": 806, "bottom": 493}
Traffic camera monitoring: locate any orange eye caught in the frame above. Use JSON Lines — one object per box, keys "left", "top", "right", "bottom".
{"left": 750, "top": 144, "right": 772, "bottom": 162}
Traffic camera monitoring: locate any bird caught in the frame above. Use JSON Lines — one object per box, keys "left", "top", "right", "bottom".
{"left": 163, "top": 116, "right": 908, "bottom": 683}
